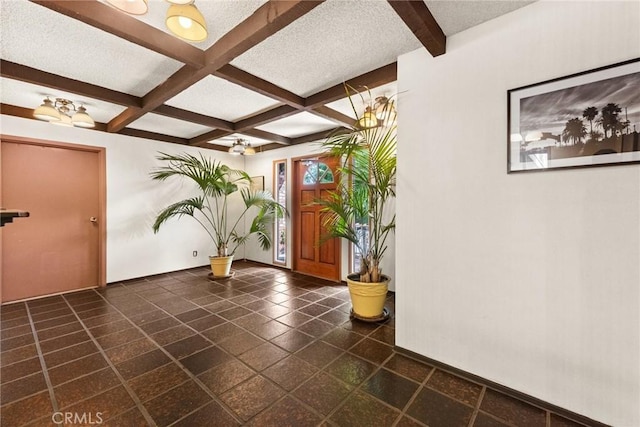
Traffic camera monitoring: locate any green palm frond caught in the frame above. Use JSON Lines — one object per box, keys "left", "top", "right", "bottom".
{"left": 150, "top": 152, "right": 287, "bottom": 256}
{"left": 318, "top": 85, "right": 397, "bottom": 282}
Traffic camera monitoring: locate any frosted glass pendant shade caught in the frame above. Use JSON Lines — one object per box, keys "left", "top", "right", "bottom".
{"left": 105, "top": 0, "right": 148, "bottom": 15}
{"left": 357, "top": 107, "right": 378, "bottom": 128}
{"left": 72, "top": 106, "right": 96, "bottom": 128}
{"left": 166, "top": 3, "right": 207, "bottom": 42}
{"left": 33, "top": 98, "right": 61, "bottom": 122}
{"left": 50, "top": 113, "right": 73, "bottom": 127}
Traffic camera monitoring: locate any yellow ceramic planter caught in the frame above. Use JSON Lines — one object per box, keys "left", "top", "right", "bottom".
{"left": 346, "top": 274, "right": 390, "bottom": 319}
{"left": 209, "top": 255, "right": 233, "bottom": 277}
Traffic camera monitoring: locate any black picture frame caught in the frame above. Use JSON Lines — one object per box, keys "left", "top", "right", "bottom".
{"left": 507, "top": 58, "right": 640, "bottom": 173}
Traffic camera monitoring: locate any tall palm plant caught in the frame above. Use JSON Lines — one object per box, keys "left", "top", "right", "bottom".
{"left": 150, "top": 152, "right": 285, "bottom": 257}
{"left": 318, "top": 87, "right": 397, "bottom": 283}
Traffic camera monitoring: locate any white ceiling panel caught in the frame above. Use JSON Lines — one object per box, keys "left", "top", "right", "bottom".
{"left": 128, "top": 112, "right": 213, "bottom": 138}
{"left": 207, "top": 133, "right": 271, "bottom": 147}
{"left": 0, "top": 78, "right": 127, "bottom": 125}
{"left": 0, "top": 1, "right": 183, "bottom": 97}
{"left": 230, "top": 0, "right": 421, "bottom": 97}
{"left": 426, "top": 1, "right": 535, "bottom": 36}
{"left": 326, "top": 82, "right": 399, "bottom": 119}
{"left": 121, "top": 0, "right": 268, "bottom": 49}
{"left": 256, "top": 112, "right": 336, "bottom": 138}
{"left": 165, "top": 75, "right": 281, "bottom": 122}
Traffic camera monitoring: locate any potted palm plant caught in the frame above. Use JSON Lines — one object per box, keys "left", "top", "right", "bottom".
{"left": 150, "top": 152, "right": 286, "bottom": 277}
{"left": 317, "top": 87, "right": 397, "bottom": 320}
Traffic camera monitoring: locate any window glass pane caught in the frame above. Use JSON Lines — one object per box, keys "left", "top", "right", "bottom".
{"left": 274, "top": 161, "right": 286, "bottom": 264}
{"left": 304, "top": 162, "right": 334, "bottom": 185}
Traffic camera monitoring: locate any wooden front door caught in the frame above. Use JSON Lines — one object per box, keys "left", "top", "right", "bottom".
{"left": 292, "top": 157, "right": 340, "bottom": 281}
{"left": 1, "top": 139, "right": 105, "bottom": 302}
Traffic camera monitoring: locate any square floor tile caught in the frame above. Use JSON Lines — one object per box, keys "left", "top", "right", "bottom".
{"left": 128, "top": 363, "right": 190, "bottom": 402}
{"left": 0, "top": 357, "right": 42, "bottom": 384}
{"left": 198, "top": 359, "right": 256, "bottom": 395}
{"left": 270, "top": 329, "right": 315, "bottom": 353}
{"left": 325, "top": 353, "right": 376, "bottom": 386}
{"left": 220, "top": 376, "right": 285, "bottom": 421}
{"left": 263, "top": 356, "right": 317, "bottom": 391}
{"left": 180, "top": 346, "right": 231, "bottom": 375}
{"left": 54, "top": 367, "right": 121, "bottom": 409}
{"left": 293, "top": 371, "right": 353, "bottom": 416}
{"left": 246, "top": 396, "right": 322, "bottom": 427}
{"left": 362, "top": 368, "right": 419, "bottom": 410}
{"left": 64, "top": 385, "right": 136, "bottom": 422}
{"left": 427, "top": 370, "right": 483, "bottom": 406}
{"left": 104, "top": 339, "right": 158, "bottom": 365}
{"left": 238, "top": 342, "right": 288, "bottom": 371}
{"left": 164, "top": 334, "right": 211, "bottom": 359}
{"left": 0, "top": 372, "right": 47, "bottom": 405}
{"left": 114, "top": 348, "right": 171, "bottom": 380}
{"left": 296, "top": 340, "right": 343, "bottom": 369}
{"left": 48, "top": 353, "right": 108, "bottom": 386}
{"left": 0, "top": 390, "right": 52, "bottom": 426}
{"left": 172, "top": 401, "right": 240, "bottom": 427}
{"left": 144, "top": 380, "right": 212, "bottom": 426}
{"left": 407, "top": 387, "right": 475, "bottom": 427}
{"left": 349, "top": 338, "right": 394, "bottom": 364}
{"left": 218, "top": 331, "right": 265, "bottom": 356}
{"left": 480, "top": 389, "right": 547, "bottom": 427}
{"left": 384, "top": 353, "right": 433, "bottom": 383}
{"left": 330, "top": 390, "right": 401, "bottom": 427}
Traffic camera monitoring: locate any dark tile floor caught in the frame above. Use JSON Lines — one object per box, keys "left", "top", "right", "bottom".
{"left": 1, "top": 261, "right": 594, "bottom": 426}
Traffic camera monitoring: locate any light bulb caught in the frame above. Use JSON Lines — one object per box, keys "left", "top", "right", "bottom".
{"left": 178, "top": 16, "right": 193, "bottom": 28}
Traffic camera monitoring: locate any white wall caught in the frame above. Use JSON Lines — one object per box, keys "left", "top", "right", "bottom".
{"left": 396, "top": 2, "right": 639, "bottom": 426}
{"left": 1, "top": 115, "right": 244, "bottom": 283}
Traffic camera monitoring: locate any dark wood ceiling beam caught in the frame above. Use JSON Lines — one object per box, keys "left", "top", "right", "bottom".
{"left": 291, "top": 127, "right": 344, "bottom": 145}
{"left": 29, "top": 0, "right": 205, "bottom": 68}
{"left": 235, "top": 105, "right": 299, "bottom": 131}
{"left": 214, "top": 65, "right": 305, "bottom": 108}
{"left": 241, "top": 128, "right": 291, "bottom": 145}
{"left": 108, "top": 0, "right": 323, "bottom": 133}
{"left": 387, "top": 0, "right": 446, "bottom": 57}
{"left": 190, "top": 141, "right": 230, "bottom": 151}
{"left": 0, "top": 60, "right": 141, "bottom": 107}
{"left": 189, "top": 129, "right": 234, "bottom": 146}
{"left": 310, "top": 106, "right": 355, "bottom": 128}
{"left": 108, "top": 65, "right": 209, "bottom": 132}
{"left": 153, "top": 105, "right": 234, "bottom": 131}
{"left": 305, "top": 62, "right": 397, "bottom": 108}
{"left": 202, "top": 1, "right": 324, "bottom": 69}
{"left": 254, "top": 143, "right": 284, "bottom": 153}
{"left": 117, "top": 128, "right": 190, "bottom": 145}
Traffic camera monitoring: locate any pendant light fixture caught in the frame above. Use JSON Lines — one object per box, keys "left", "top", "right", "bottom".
{"left": 228, "top": 139, "right": 256, "bottom": 156}
{"left": 357, "top": 106, "right": 378, "bottom": 129}
{"left": 357, "top": 95, "right": 397, "bottom": 129}
{"left": 165, "top": 1, "right": 208, "bottom": 42}
{"left": 105, "top": 0, "right": 148, "bottom": 15}
{"left": 105, "top": 0, "right": 208, "bottom": 43}
{"left": 33, "top": 98, "right": 95, "bottom": 129}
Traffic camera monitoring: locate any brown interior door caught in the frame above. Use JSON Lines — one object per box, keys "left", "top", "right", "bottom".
{"left": 292, "top": 157, "right": 340, "bottom": 281}
{"left": 1, "top": 140, "right": 102, "bottom": 302}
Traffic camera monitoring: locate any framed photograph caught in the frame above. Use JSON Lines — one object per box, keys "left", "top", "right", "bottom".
{"left": 250, "top": 176, "right": 264, "bottom": 192}
{"left": 508, "top": 58, "right": 640, "bottom": 173}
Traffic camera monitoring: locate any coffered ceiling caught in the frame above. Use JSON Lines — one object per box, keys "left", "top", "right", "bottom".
{"left": 0, "top": 0, "right": 533, "bottom": 153}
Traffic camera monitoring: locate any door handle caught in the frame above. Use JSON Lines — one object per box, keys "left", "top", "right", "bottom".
{"left": 89, "top": 217, "right": 98, "bottom": 223}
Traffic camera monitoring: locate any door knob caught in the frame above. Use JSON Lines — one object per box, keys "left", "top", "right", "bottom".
{"left": 89, "top": 217, "right": 98, "bottom": 223}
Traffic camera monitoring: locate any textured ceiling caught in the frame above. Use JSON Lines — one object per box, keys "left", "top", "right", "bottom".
{"left": 231, "top": 0, "right": 420, "bottom": 97}
{"left": 0, "top": 0, "right": 535, "bottom": 153}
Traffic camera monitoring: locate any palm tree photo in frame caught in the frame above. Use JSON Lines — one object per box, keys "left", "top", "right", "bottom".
{"left": 508, "top": 58, "right": 640, "bottom": 173}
